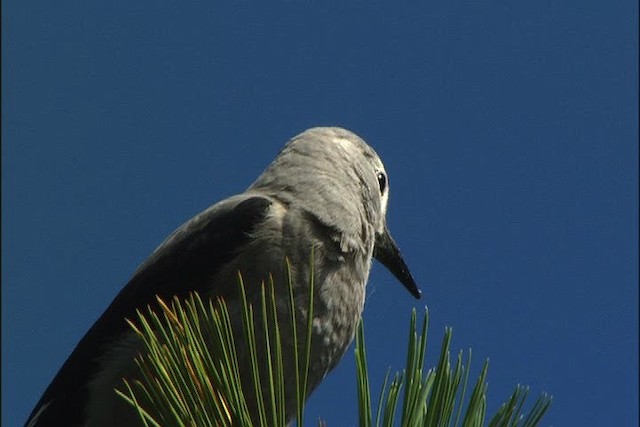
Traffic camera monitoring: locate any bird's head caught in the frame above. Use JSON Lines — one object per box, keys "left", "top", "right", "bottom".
{"left": 250, "top": 126, "right": 421, "bottom": 299}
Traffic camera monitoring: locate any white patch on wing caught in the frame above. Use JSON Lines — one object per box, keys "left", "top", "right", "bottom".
{"left": 26, "top": 401, "right": 51, "bottom": 427}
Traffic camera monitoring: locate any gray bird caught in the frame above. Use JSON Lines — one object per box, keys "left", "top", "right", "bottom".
{"left": 26, "top": 127, "right": 421, "bottom": 427}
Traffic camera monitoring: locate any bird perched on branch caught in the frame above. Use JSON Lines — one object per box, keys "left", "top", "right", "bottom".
{"left": 26, "top": 127, "right": 421, "bottom": 426}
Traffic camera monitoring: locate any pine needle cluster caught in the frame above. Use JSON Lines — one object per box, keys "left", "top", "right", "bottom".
{"left": 117, "top": 266, "right": 551, "bottom": 426}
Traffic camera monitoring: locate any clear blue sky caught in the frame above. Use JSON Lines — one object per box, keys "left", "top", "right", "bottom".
{"left": 3, "top": 1, "right": 637, "bottom": 426}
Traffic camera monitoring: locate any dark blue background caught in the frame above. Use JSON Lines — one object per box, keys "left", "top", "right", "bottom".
{"left": 3, "top": 1, "right": 637, "bottom": 425}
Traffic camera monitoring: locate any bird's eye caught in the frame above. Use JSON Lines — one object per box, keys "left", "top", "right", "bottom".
{"left": 376, "top": 171, "right": 387, "bottom": 194}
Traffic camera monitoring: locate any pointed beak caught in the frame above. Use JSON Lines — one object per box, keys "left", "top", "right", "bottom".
{"left": 374, "top": 225, "right": 421, "bottom": 299}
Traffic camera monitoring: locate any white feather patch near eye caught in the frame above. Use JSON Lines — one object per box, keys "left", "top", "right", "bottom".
{"left": 333, "top": 137, "right": 355, "bottom": 152}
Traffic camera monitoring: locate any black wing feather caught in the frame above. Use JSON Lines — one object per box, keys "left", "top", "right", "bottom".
{"left": 26, "top": 196, "right": 273, "bottom": 426}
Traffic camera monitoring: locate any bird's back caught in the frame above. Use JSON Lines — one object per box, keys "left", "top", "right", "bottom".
{"left": 27, "top": 195, "right": 372, "bottom": 426}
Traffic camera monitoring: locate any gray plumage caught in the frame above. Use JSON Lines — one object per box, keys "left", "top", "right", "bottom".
{"left": 26, "top": 127, "right": 420, "bottom": 427}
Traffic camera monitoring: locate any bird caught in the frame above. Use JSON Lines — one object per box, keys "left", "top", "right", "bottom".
{"left": 26, "top": 126, "right": 421, "bottom": 427}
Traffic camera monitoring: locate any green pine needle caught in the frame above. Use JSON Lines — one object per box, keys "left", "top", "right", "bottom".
{"left": 355, "top": 309, "right": 553, "bottom": 427}
{"left": 118, "top": 268, "right": 552, "bottom": 427}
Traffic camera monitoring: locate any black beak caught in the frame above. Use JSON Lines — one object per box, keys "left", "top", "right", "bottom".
{"left": 374, "top": 225, "right": 421, "bottom": 299}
